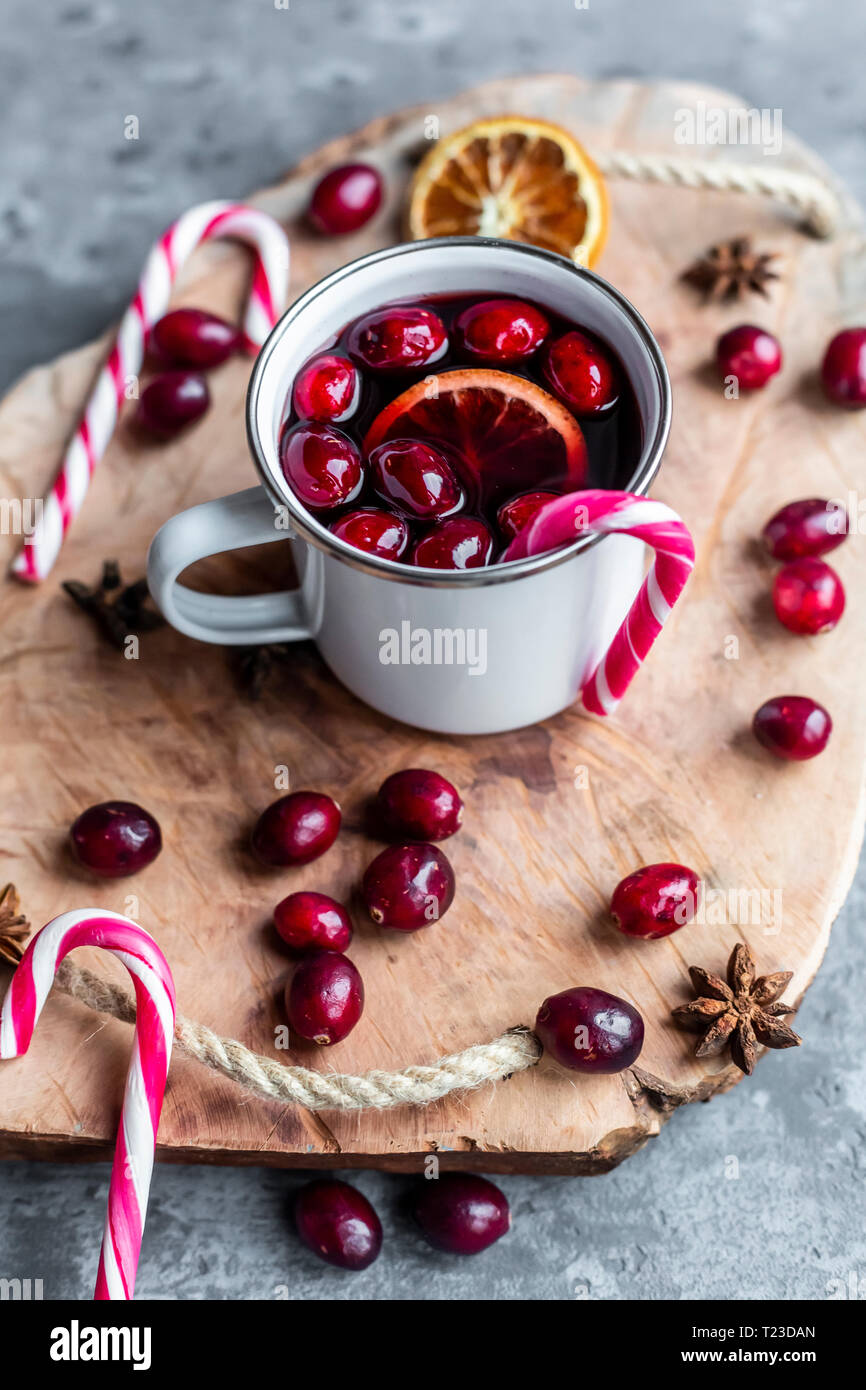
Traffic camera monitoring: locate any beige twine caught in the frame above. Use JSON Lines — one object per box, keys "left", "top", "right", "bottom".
{"left": 55, "top": 959, "right": 542, "bottom": 1112}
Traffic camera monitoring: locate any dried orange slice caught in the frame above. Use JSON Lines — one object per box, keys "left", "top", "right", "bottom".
{"left": 363, "top": 368, "right": 588, "bottom": 509}
{"left": 407, "top": 116, "right": 608, "bottom": 266}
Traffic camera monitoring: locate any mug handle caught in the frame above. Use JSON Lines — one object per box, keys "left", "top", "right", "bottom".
{"left": 147, "top": 486, "right": 315, "bottom": 645}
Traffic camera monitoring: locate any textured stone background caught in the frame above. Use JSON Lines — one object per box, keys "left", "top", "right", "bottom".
{"left": 1, "top": 0, "right": 865, "bottom": 1301}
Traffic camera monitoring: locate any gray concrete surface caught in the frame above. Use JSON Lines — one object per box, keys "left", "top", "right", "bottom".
{"left": 1, "top": 0, "right": 865, "bottom": 1301}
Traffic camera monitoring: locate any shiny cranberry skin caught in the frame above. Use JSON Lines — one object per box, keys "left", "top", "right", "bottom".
{"left": 347, "top": 306, "right": 447, "bottom": 372}
{"left": 821, "top": 327, "right": 866, "bottom": 407}
{"left": 543, "top": 330, "right": 618, "bottom": 414}
{"left": 70, "top": 800, "right": 162, "bottom": 878}
{"left": 280, "top": 420, "right": 363, "bottom": 512}
{"left": 716, "top": 324, "right": 782, "bottom": 391}
{"left": 611, "top": 863, "right": 701, "bottom": 940}
{"left": 377, "top": 769, "right": 463, "bottom": 841}
{"left": 295, "top": 1179, "right": 382, "bottom": 1270}
{"left": 362, "top": 842, "right": 455, "bottom": 931}
{"left": 134, "top": 370, "right": 210, "bottom": 437}
{"left": 274, "top": 891, "right": 353, "bottom": 954}
{"left": 150, "top": 308, "right": 241, "bottom": 369}
{"left": 292, "top": 354, "right": 360, "bottom": 424}
{"left": 412, "top": 517, "right": 494, "bottom": 570}
{"left": 454, "top": 297, "right": 550, "bottom": 365}
{"left": 286, "top": 952, "right": 363, "bottom": 1045}
{"left": 413, "top": 1175, "right": 511, "bottom": 1255}
{"left": 496, "top": 490, "right": 559, "bottom": 542}
{"left": 369, "top": 439, "right": 463, "bottom": 520}
{"left": 251, "top": 791, "right": 341, "bottom": 866}
{"left": 752, "top": 695, "right": 832, "bottom": 760}
{"left": 762, "top": 498, "right": 849, "bottom": 560}
{"left": 307, "top": 163, "right": 383, "bottom": 236}
{"left": 535, "top": 986, "right": 644, "bottom": 1073}
{"left": 772, "top": 558, "right": 845, "bottom": 635}
{"left": 330, "top": 507, "right": 409, "bottom": 560}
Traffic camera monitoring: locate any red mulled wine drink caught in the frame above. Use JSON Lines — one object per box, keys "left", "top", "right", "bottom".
{"left": 280, "top": 294, "right": 641, "bottom": 570}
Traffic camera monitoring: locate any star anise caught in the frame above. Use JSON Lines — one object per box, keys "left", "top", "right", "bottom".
{"left": 672, "top": 941, "right": 801, "bottom": 1075}
{"left": 63, "top": 559, "right": 165, "bottom": 650}
{"left": 0, "top": 884, "right": 30, "bottom": 966}
{"left": 682, "top": 237, "right": 779, "bottom": 302}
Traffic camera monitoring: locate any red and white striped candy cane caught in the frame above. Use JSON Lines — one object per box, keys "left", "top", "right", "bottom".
{"left": 504, "top": 490, "right": 695, "bottom": 716}
{"left": 11, "top": 200, "right": 290, "bottom": 585}
{"left": 0, "top": 911, "right": 175, "bottom": 1300}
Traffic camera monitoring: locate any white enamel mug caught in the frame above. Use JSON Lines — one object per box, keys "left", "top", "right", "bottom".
{"left": 147, "top": 238, "right": 671, "bottom": 735}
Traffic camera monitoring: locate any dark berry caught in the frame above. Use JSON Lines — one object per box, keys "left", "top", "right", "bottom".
{"left": 821, "top": 327, "right": 866, "bottom": 407}
{"left": 411, "top": 517, "right": 493, "bottom": 570}
{"left": 535, "top": 986, "right": 645, "bottom": 1073}
{"left": 772, "top": 558, "right": 845, "bottom": 634}
{"left": 280, "top": 420, "right": 363, "bottom": 512}
{"left": 377, "top": 768, "right": 463, "bottom": 841}
{"left": 251, "top": 791, "right": 341, "bottom": 866}
{"left": 295, "top": 1179, "right": 382, "bottom": 1270}
{"left": 70, "top": 800, "right": 162, "bottom": 878}
{"left": 330, "top": 507, "right": 409, "bottom": 560}
{"left": 368, "top": 438, "right": 463, "bottom": 520}
{"left": 715, "top": 324, "right": 781, "bottom": 391}
{"left": 611, "top": 863, "right": 701, "bottom": 940}
{"left": 496, "top": 490, "right": 559, "bottom": 542}
{"left": 362, "top": 842, "right": 455, "bottom": 931}
{"left": 150, "top": 308, "right": 241, "bottom": 369}
{"left": 308, "top": 163, "right": 384, "bottom": 236}
{"left": 454, "top": 297, "right": 550, "bottom": 365}
{"left": 292, "top": 354, "right": 360, "bottom": 424}
{"left": 413, "top": 1174, "right": 511, "bottom": 1255}
{"left": 762, "top": 498, "right": 848, "bottom": 560}
{"left": 274, "top": 892, "right": 353, "bottom": 953}
{"left": 752, "top": 696, "right": 832, "bottom": 760}
{"left": 134, "top": 371, "right": 210, "bottom": 437}
{"left": 347, "top": 306, "right": 447, "bottom": 372}
{"left": 286, "top": 952, "right": 364, "bottom": 1045}
{"left": 543, "top": 330, "right": 618, "bottom": 413}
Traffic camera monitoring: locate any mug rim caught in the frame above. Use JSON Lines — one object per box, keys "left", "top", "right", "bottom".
{"left": 246, "top": 236, "right": 671, "bottom": 589}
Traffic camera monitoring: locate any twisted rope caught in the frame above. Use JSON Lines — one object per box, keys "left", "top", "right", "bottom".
{"left": 55, "top": 959, "right": 541, "bottom": 1112}
{"left": 596, "top": 151, "right": 844, "bottom": 238}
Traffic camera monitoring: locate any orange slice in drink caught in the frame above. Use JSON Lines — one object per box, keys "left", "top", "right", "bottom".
{"left": 407, "top": 116, "right": 608, "bottom": 266}
{"left": 363, "top": 368, "right": 588, "bottom": 510}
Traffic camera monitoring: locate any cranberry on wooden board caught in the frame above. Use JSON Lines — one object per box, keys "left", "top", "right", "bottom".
{"left": 368, "top": 439, "right": 463, "bottom": 520}
{"left": 543, "top": 329, "right": 619, "bottom": 413}
{"left": 295, "top": 1179, "right": 382, "bottom": 1271}
{"left": 413, "top": 1174, "right": 511, "bottom": 1255}
{"left": 70, "top": 800, "right": 162, "bottom": 878}
{"left": 752, "top": 696, "right": 832, "bottom": 761}
{"left": 762, "top": 498, "right": 849, "bottom": 561}
{"left": 496, "top": 489, "right": 559, "bottom": 542}
{"left": 411, "top": 517, "right": 494, "bottom": 570}
{"left": 347, "top": 306, "right": 448, "bottom": 372}
{"left": 150, "top": 308, "right": 242, "bottom": 368}
{"left": 285, "top": 952, "right": 364, "bottom": 1045}
{"left": 454, "top": 297, "right": 550, "bottom": 364}
{"left": 772, "top": 558, "right": 845, "bottom": 634}
{"left": 292, "top": 354, "right": 361, "bottom": 424}
{"left": 251, "top": 792, "right": 341, "bottom": 866}
{"left": 279, "top": 421, "right": 363, "bottom": 513}
{"left": 330, "top": 507, "right": 409, "bottom": 560}
{"left": 535, "top": 986, "right": 644, "bottom": 1073}
{"left": 821, "top": 327, "right": 866, "bottom": 407}
{"left": 715, "top": 324, "right": 782, "bottom": 391}
{"left": 376, "top": 768, "right": 464, "bottom": 841}
{"left": 611, "top": 863, "right": 701, "bottom": 940}
{"left": 134, "top": 371, "right": 210, "bottom": 437}
{"left": 307, "top": 163, "right": 384, "bottom": 236}
{"left": 274, "top": 892, "right": 353, "bottom": 954}
{"left": 362, "top": 842, "right": 455, "bottom": 931}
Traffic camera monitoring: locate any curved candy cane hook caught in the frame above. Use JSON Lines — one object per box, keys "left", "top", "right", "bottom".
{"left": 504, "top": 489, "right": 696, "bottom": 716}
{"left": 0, "top": 911, "right": 175, "bottom": 1299}
{"left": 12, "top": 199, "right": 290, "bottom": 584}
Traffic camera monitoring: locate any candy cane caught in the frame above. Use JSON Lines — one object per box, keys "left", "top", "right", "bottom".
{"left": 504, "top": 490, "right": 695, "bottom": 716}
{"left": 0, "top": 911, "right": 175, "bottom": 1299}
{"left": 11, "top": 200, "right": 290, "bottom": 584}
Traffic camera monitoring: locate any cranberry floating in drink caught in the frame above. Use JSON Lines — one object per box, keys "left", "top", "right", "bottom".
{"left": 330, "top": 507, "right": 409, "bottom": 560}
{"left": 412, "top": 517, "right": 494, "bottom": 569}
{"left": 543, "top": 329, "right": 619, "bottom": 414}
{"left": 347, "top": 305, "right": 448, "bottom": 372}
{"left": 292, "top": 354, "right": 360, "bottom": 424}
{"left": 150, "top": 308, "right": 242, "bottom": 369}
{"left": 368, "top": 439, "right": 463, "bottom": 520}
{"left": 280, "top": 421, "right": 363, "bottom": 512}
{"left": 496, "top": 490, "right": 560, "bottom": 542}
{"left": 454, "top": 297, "right": 550, "bottom": 364}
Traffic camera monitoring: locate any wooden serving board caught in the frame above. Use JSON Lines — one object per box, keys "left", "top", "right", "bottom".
{"left": 1, "top": 75, "right": 865, "bottom": 1174}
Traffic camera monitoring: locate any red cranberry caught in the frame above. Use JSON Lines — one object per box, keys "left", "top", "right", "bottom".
{"left": 715, "top": 324, "right": 782, "bottom": 391}
{"left": 454, "top": 297, "right": 550, "bottom": 365}
{"left": 535, "top": 986, "right": 644, "bottom": 1073}
{"left": 377, "top": 768, "right": 463, "bottom": 841}
{"left": 150, "top": 308, "right": 241, "bottom": 369}
{"left": 496, "top": 490, "right": 559, "bottom": 541}
{"left": 280, "top": 420, "right": 363, "bottom": 513}
{"left": 307, "top": 163, "right": 383, "bottom": 236}
{"left": 330, "top": 507, "right": 409, "bottom": 560}
{"left": 70, "top": 800, "right": 162, "bottom": 878}
{"left": 347, "top": 306, "right": 447, "bottom": 372}
{"left": 274, "top": 891, "right": 353, "bottom": 954}
{"left": 251, "top": 791, "right": 341, "bottom": 866}
{"left": 611, "top": 863, "right": 701, "bottom": 940}
{"left": 292, "top": 354, "right": 360, "bottom": 424}
{"left": 286, "top": 952, "right": 364, "bottom": 1045}
{"left": 134, "top": 370, "right": 210, "bottom": 437}
{"left": 362, "top": 842, "right": 455, "bottom": 931}
{"left": 821, "top": 327, "right": 866, "bottom": 407}
{"left": 772, "top": 558, "right": 845, "bottom": 634}
{"left": 413, "top": 1174, "right": 511, "bottom": 1255}
{"left": 412, "top": 517, "right": 494, "bottom": 570}
{"left": 753, "top": 695, "right": 832, "bottom": 760}
{"left": 295, "top": 1180, "right": 381, "bottom": 1270}
{"left": 543, "top": 330, "right": 618, "bottom": 414}
{"left": 762, "top": 498, "right": 848, "bottom": 560}
{"left": 368, "top": 439, "right": 463, "bottom": 520}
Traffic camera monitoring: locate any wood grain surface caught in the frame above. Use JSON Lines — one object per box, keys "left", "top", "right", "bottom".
{"left": 1, "top": 74, "right": 864, "bottom": 1173}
